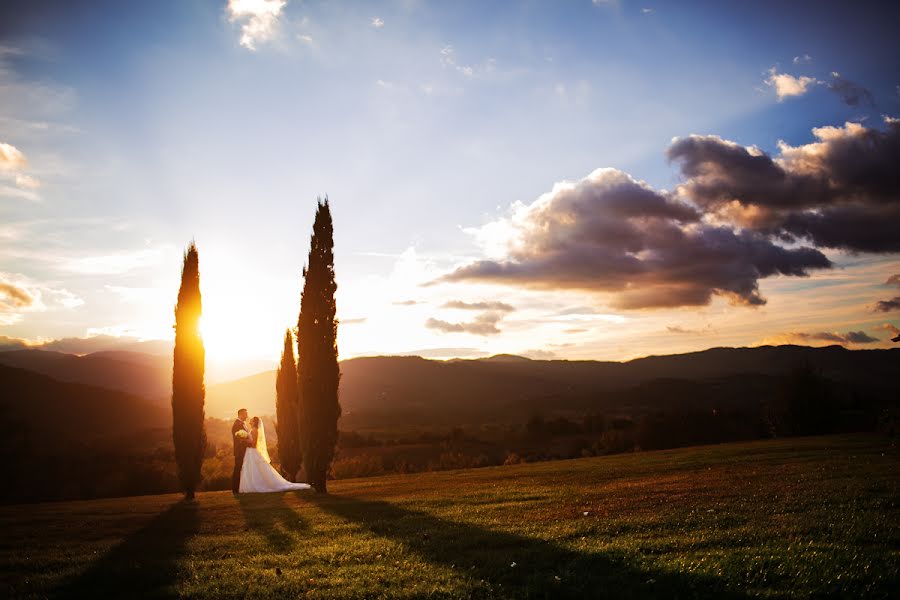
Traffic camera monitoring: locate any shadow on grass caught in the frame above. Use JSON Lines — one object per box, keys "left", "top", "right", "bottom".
{"left": 54, "top": 499, "right": 198, "bottom": 600}
{"left": 311, "top": 494, "right": 747, "bottom": 599}
{"left": 238, "top": 493, "right": 308, "bottom": 553}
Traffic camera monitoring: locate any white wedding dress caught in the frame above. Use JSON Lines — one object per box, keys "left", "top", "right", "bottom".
{"left": 239, "top": 419, "right": 311, "bottom": 494}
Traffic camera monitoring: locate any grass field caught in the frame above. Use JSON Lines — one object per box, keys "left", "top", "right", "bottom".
{"left": 2, "top": 434, "right": 898, "bottom": 599}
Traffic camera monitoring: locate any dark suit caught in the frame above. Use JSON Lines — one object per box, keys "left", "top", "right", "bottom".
{"left": 232, "top": 419, "right": 249, "bottom": 494}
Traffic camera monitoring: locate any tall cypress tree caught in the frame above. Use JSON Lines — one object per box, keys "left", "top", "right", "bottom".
{"left": 275, "top": 328, "right": 302, "bottom": 481}
{"left": 172, "top": 241, "right": 206, "bottom": 500}
{"left": 297, "top": 199, "right": 340, "bottom": 493}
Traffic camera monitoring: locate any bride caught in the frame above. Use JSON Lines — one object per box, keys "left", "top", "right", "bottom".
{"left": 240, "top": 416, "right": 311, "bottom": 494}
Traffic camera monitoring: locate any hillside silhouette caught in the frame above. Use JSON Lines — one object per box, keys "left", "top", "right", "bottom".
{"left": 2, "top": 344, "right": 896, "bottom": 504}
{"left": 207, "top": 345, "right": 896, "bottom": 424}
{"left": 0, "top": 349, "right": 171, "bottom": 404}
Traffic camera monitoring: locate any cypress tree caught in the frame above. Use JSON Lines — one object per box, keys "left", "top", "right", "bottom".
{"left": 275, "top": 328, "right": 302, "bottom": 480}
{"left": 172, "top": 241, "right": 206, "bottom": 500}
{"left": 297, "top": 199, "right": 340, "bottom": 493}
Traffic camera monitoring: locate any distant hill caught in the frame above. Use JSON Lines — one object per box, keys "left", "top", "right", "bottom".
{"left": 0, "top": 364, "right": 168, "bottom": 447}
{"left": 0, "top": 349, "right": 171, "bottom": 404}
{"left": 205, "top": 345, "right": 898, "bottom": 424}
{"left": 4, "top": 343, "right": 895, "bottom": 425}
{"left": 207, "top": 369, "right": 277, "bottom": 420}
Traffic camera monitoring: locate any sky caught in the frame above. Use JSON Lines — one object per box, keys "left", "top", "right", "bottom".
{"left": 1, "top": 0, "right": 898, "bottom": 380}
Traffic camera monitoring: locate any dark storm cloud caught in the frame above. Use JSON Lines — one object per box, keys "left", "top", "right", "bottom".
{"left": 442, "top": 168, "right": 830, "bottom": 309}
{"left": 442, "top": 300, "right": 515, "bottom": 312}
{"left": 668, "top": 118, "right": 900, "bottom": 252}
{"left": 874, "top": 297, "right": 900, "bottom": 312}
{"left": 827, "top": 72, "right": 876, "bottom": 108}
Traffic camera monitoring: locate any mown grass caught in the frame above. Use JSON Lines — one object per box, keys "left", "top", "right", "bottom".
{"left": 2, "top": 434, "right": 897, "bottom": 598}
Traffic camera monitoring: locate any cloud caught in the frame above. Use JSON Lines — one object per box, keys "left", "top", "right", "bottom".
{"left": 766, "top": 330, "right": 880, "bottom": 346}
{"left": 765, "top": 67, "right": 819, "bottom": 101}
{"left": 0, "top": 335, "right": 28, "bottom": 350}
{"left": 563, "top": 328, "right": 587, "bottom": 334}
{"left": 226, "top": 0, "right": 287, "bottom": 51}
{"left": 442, "top": 168, "right": 830, "bottom": 309}
{"left": 874, "top": 297, "right": 900, "bottom": 312}
{"left": 0, "top": 272, "right": 82, "bottom": 326}
{"left": 668, "top": 117, "right": 900, "bottom": 252}
{"left": 341, "top": 317, "right": 367, "bottom": 324}
{"left": 426, "top": 310, "right": 506, "bottom": 336}
{"left": 796, "top": 330, "right": 879, "bottom": 344}
{"left": 0, "top": 141, "right": 40, "bottom": 192}
{"left": 793, "top": 54, "right": 812, "bottom": 65}
{"left": 62, "top": 247, "right": 171, "bottom": 275}
{"left": 828, "top": 72, "right": 875, "bottom": 108}
{"left": 885, "top": 274, "right": 900, "bottom": 287}
{"left": 641, "top": 8, "right": 654, "bottom": 14}
{"left": 0, "top": 280, "right": 33, "bottom": 307}
{"left": 393, "top": 299, "right": 419, "bottom": 306}
{"left": 441, "top": 300, "right": 515, "bottom": 312}
{"left": 877, "top": 323, "right": 900, "bottom": 343}
{"left": 666, "top": 325, "right": 712, "bottom": 335}
{"left": 439, "top": 45, "right": 494, "bottom": 79}
{"left": 371, "top": 17, "right": 384, "bottom": 28}
{"left": 0, "top": 142, "right": 26, "bottom": 170}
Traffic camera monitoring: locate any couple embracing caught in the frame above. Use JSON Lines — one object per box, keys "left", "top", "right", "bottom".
{"left": 231, "top": 408, "right": 311, "bottom": 495}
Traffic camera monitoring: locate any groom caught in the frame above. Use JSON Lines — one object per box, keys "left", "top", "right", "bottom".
{"left": 231, "top": 408, "right": 250, "bottom": 496}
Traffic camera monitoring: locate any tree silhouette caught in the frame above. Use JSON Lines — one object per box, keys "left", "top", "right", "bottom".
{"left": 172, "top": 241, "right": 206, "bottom": 500}
{"left": 275, "top": 328, "right": 302, "bottom": 481}
{"left": 297, "top": 199, "right": 340, "bottom": 493}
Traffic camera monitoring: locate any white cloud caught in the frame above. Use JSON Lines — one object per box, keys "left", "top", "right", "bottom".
{"left": 641, "top": 8, "right": 654, "bottom": 14}
{"left": 765, "top": 67, "right": 819, "bottom": 101}
{"left": 793, "top": 54, "right": 812, "bottom": 64}
{"left": 0, "top": 272, "right": 82, "bottom": 325}
{"left": 226, "top": 0, "right": 287, "bottom": 51}
{"left": 0, "top": 142, "right": 27, "bottom": 170}
{"left": 439, "top": 45, "right": 495, "bottom": 79}
{"left": 0, "top": 141, "right": 40, "bottom": 195}
{"left": 14, "top": 174, "right": 39, "bottom": 189}
{"left": 371, "top": 17, "right": 384, "bottom": 28}
{"left": 61, "top": 247, "right": 173, "bottom": 275}
{"left": 297, "top": 33, "right": 313, "bottom": 44}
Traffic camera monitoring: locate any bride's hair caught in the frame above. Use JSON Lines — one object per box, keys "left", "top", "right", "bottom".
{"left": 250, "top": 416, "right": 260, "bottom": 428}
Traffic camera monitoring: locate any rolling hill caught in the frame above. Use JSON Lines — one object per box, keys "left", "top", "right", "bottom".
{"left": 3, "top": 343, "right": 895, "bottom": 428}
{"left": 206, "top": 345, "right": 898, "bottom": 424}
{"left": 0, "top": 349, "right": 171, "bottom": 404}
{"left": 0, "top": 364, "right": 169, "bottom": 444}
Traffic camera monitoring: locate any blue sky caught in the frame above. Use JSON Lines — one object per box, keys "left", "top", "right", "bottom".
{"left": 1, "top": 0, "right": 898, "bottom": 378}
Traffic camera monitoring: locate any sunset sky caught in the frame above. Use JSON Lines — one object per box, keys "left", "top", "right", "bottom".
{"left": 1, "top": 0, "right": 898, "bottom": 380}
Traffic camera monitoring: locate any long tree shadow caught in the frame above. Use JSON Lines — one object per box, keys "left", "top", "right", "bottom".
{"left": 53, "top": 500, "right": 199, "bottom": 600}
{"left": 311, "top": 494, "right": 748, "bottom": 599}
{"left": 238, "top": 493, "right": 308, "bottom": 553}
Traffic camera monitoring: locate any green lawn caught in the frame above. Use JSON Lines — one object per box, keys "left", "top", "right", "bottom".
{"left": 2, "top": 434, "right": 898, "bottom": 598}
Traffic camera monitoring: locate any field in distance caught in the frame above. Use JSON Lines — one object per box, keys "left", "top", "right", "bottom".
{"left": 2, "top": 434, "right": 897, "bottom": 599}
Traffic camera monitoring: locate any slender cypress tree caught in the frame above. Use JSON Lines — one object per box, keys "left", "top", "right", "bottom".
{"left": 297, "top": 199, "right": 340, "bottom": 493}
{"left": 275, "top": 328, "right": 302, "bottom": 480}
{"left": 172, "top": 241, "right": 206, "bottom": 500}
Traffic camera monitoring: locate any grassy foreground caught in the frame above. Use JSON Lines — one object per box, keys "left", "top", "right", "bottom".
{"left": 2, "top": 434, "right": 898, "bottom": 599}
